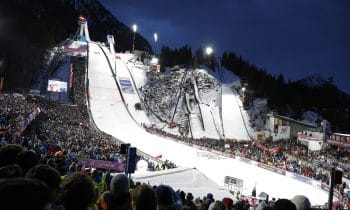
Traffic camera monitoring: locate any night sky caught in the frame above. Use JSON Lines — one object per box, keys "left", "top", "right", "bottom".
{"left": 100, "top": 0, "right": 350, "bottom": 94}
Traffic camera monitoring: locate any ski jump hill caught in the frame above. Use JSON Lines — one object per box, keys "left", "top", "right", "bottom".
{"left": 86, "top": 41, "right": 329, "bottom": 204}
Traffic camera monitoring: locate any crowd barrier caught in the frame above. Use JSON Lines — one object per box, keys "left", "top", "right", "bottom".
{"left": 78, "top": 158, "right": 124, "bottom": 172}
{"left": 236, "top": 156, "right": 341, "bottom": 198}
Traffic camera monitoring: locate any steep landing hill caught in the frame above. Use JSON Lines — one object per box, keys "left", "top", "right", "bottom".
{"left": 141, "top": 68, "right": 221, "bottom": 137}
{"left": 0, "top": 0, "right": 151, "bottom": 90}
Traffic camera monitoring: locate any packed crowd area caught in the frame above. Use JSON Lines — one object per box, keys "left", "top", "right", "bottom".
{"left": 146, "top": 125, "right": 350, "bottom": 187}
{"left": 1, "top": 56, "right": 349, "bottom": 210}
{"left": 0, "top": 157, "right": 317, "bottom": 210}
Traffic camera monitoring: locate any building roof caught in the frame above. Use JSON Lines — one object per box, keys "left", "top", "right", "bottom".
{"left": 267, "top": 113, "right": 318, "bottom": 128}
{"left": 332, "top": 133, "right": 350, "bottom": 137}
{"left": 327, "top": 140, "right": 350, "bottom": 148}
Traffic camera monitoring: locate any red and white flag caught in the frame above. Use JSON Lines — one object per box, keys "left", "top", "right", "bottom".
{"left": 155, "top": 154, "right": 162, "bottom": 159}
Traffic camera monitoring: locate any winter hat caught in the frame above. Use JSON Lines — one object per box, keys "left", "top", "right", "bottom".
{"left": 291, "top": 195, "right": 311, "bottom": 210}
{"left": 156, "top": 185, "right": 174, "bottom": 205}
{"left": 273, "top": 199, "right": 296, "bottom": 210}
{"left": 110, "top": 173, "right": 130, "bottom": 195}
{"left": 222, "top": 197, "right": 233, "bottom": 208}
{"left": 186, "top": 192, "right": 194, "bottom": 200}
{"left": 207, "top": 193, "right": 214, "bottom": 200}
{"left": 26, "top": 164, "right": 61, "bottom": 190}
{"left": 255, "top": 200, "right": 268, "bottom": 210}
{"left": 0, "top": 164, "right": 23, "bottom": 178}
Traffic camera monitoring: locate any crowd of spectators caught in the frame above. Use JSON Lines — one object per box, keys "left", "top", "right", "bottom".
{"left": 0, "top": 57, "right": 174, "bottom": 173}
{"left": 1, "top": 55, "right": 349, "bottom": 209}
{"left": 0, "top": 147, "right": 317, "bottom": 210}
{"left": 145, "top": 125, "right": 350, "bottom": 189}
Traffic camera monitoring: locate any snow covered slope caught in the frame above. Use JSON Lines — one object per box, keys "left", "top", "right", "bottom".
{"left": 222, "top": 84, "right": 252, "bottom": 140}
{"left": 88, "top": 42, "right": 330, "bottom": 204}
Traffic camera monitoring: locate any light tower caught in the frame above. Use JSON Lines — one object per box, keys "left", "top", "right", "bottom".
{"left": 205, "top": 46, "right": 213, "bottom": 67}
{"left": 77, "top": 16, "right": 91, "bottom": 42}
{"left": 154, "top": 33, "right": 158, "bottom": 56}
{"left": 132, "top": 24, "right": 137, "bottom": 52}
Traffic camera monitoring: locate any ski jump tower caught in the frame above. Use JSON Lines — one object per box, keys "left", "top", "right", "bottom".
{"left": 76, "top": 16, "right": 91, "bottom": 42}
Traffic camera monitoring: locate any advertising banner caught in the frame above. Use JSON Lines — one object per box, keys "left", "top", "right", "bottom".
{"left": 78, "top": 158, "right": 125, "bottom": 172}
{"left": 238, "top": 156, "right": 251, "bottom": 164}
{"left": 118, "top": 77, "right": 134, "bottom": 94}
{"left": 290, "top": 173, "right": 312, "bottom": 184}
{"left": 47, "top": 80, "right": 68, "bottom": 93}
{"left": 257, "top": 163, "right": 286, "bottom": 176}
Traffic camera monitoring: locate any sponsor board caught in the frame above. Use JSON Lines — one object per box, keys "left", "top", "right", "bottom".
{"left": 290, "top": 173, "right": 312, "bottom": 184}
{"left": 257, "top": 163, "right": 286, "bottom": 176}
{"left": 238, "top": 157, "right": 251, "bottom": 164}
{"left": 251, "top": 160, "right": 258, "bottom": 166}
{"left": 47, "top": 80, "right": 68, "bottom": 93}
{"left": 78, "top": 158, "right": 124, "bottom": 172}
{"left": 311, "top": 179, "right": 322, "bottom": 188}
{"left": 118, "top": 77, "right": 134, "bottom": 94}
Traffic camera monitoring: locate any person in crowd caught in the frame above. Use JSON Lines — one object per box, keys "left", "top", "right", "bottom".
{"left": 212, "top": 201, "right": 226, "bottom": 210}
{"left": 0, "top": 144, "right": 23, "bottom": 167}
{"left": 272, "top": 199, "right": 296, "bottom": 210}
{"left": 92, "top": 169, "right": 105, "bottom": 194}
{"left": 255, "top": 200, "right": 268, "bottom": 210}
{"left": 0, "top": 164, "right": 23, "bottom": 178}
{"left": 178, "top": 190, "right": 186, "bottom": 205}
{"left": 105, "top": 171, "right": 112, "bottom": 191}
{"left": 156, "top": 185, "right": 178, "bottom": 210}
{"left": 26, "top": 164, "right": 62, "bottom": 209}
{"left": 110, "top": 173, "right": 132, "bottom": 210}
{"left": 184, "top": 192, "right": 197, "bottom": 210}
{"left": 100, "top": 191, "right": 121, "bottom": 210}
{"left": 131, "top": 184, "right": 157, "bottom": 210}
{"left": 16, "top": 150, "right": 39, "bottom": 175}
{"left": 0, "top": 178, "right": 51, "bottom": 210}
{"left": 60, "top": 172, "right": 96, "bottom": 210}
{"left": 195, "top": 198, "right": 205, "bottom": 210}
{"left": 222, "top": 198, "right": 234, "bottom": 210}
{"left": 291, "top": 195, "right": 311, "bottom": 210}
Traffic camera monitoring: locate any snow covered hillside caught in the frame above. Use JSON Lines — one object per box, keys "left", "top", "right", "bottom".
{"left": 134, "top": 65, "right": 256, "bottom": 140}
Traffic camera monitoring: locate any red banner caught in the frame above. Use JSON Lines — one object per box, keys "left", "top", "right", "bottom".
{"left": 78, "top": 158, "right": 125, "bottom": 172}
{"left": 0, "top": 76, "right": 4, "bottom": 92}
{"left": 69, "top": 64, "right": 73, "bottom": 89}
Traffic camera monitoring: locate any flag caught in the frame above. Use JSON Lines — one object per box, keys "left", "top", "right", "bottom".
{"left": 0, "top": 76, "right": 4, "bottom": 92}
{"left": 69, "top": 64, "right": 73, "bottom": 89}
{"left": 155, "top": 154, "right": 162, "bottom": 159}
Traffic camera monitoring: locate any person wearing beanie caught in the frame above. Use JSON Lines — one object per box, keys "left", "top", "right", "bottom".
{"left": 110, "top": 173, "right": 130, "bottom": 195}
{"left": 156, "top": 185, "right": 175, "bottom": 210}
{"left": 156, "top": 185, "right": 183, "bottom": 210}
{"left": 26, "top": 164, "right": 62, "bottom": 210}
{"left": 60, "top": 172, "right": 96, "bottom": 210}
{"left": 273, "top": 199, "right": 296, "bottom": 210}
{"left": 0, "top": 178, "right": 51, "bottom": 210}
{"left": 184, "top": 192, "right": 196, "bottom": 210}
{"left": 291, "top": 195, "right": 311, "bottom": 210}
{"left": 16, "top": 150, "right": 38, "bottom": 175}
{"left": 109, "top": 173, "right": 132, "bottom": 210}
{"left": 131, "top": 184, "right": 157, "bottom": 210}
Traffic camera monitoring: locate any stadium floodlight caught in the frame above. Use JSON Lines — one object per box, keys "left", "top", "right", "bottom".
{"left": 154, "top": 33, "right": 158, "bottom": 55}
{"left": 132, "top": 24, "right": 137, "bottom": 52}
{"left": 133, "top": 24, "right": 137, "bottom": 33}
{"left": 206, "top": 46, "right": 213, "bottom": 55}
{"left": 151, "top": 57, "right": 159, "bottom": 65}
{"left": 205, "top": 46, "right": 213, "bottom": 67}
{"left": 154, "top": 33, "right": 158, "bottom": 42}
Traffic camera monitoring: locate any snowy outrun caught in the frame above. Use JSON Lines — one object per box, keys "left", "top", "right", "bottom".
{"left": 87, "top": 42, "right": 330, "bottom": 205}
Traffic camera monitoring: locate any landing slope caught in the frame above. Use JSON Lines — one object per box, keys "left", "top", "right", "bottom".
{"left": 87, "top": 42, "right": 329, "bottom": 204}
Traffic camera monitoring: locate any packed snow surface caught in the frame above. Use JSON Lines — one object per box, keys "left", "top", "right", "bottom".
{"left": 87, "top": 42, "right": 329, "bottom": 204}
